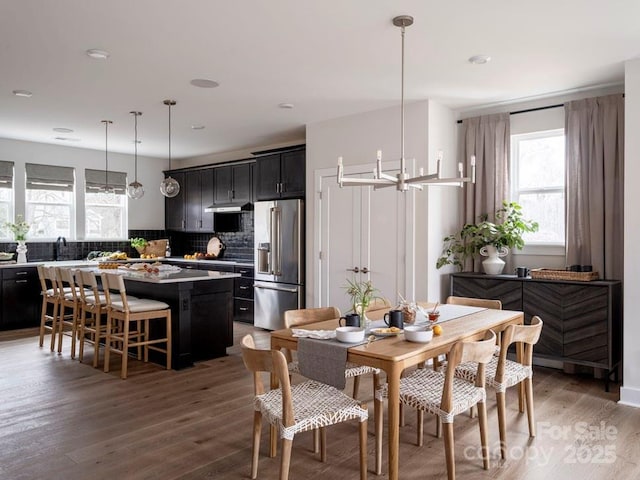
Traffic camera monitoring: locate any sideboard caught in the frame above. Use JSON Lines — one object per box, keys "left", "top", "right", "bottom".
{"left": 450, "top": 272, "right": 622, "bottom": 390}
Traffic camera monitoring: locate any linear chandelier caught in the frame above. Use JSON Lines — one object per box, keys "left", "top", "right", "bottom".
{"left": 337, "top": 15, "right": 475, "bottom": 192}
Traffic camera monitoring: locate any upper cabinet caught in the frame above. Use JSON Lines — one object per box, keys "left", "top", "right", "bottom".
{"left": 214, "top": 163, "right": 253, "bottom": 205}
{"left": 164, "top": 171, "right": 186, "bottom": 231}
{"left": 255, "top": 149, "right": 305, "bottom": 200}
{"left": 185, "top": 169, "right": 214, "bottom": 231}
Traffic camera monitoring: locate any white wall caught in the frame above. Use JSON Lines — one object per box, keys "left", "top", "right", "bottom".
{"left": 0, "top": 138, "right": 166, "bottom": 234}
{"left": 306, "top": 100, "right": 460, "bottom": 307}
{"left": 620, "top": 59, "right": 640, "bottom": 408}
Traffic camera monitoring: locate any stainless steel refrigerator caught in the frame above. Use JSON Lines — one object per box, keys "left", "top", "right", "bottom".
{"left": 253, "top": 199, "right": 305, "bottom": 330}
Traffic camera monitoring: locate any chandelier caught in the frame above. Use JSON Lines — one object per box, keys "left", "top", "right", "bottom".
{"left": 337, "top": 15, "right": 475, "bottom": 192}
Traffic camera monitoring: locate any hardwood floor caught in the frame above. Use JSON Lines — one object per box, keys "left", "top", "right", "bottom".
{"left": 1, "top": 324, "right": 638, "bottom": 480}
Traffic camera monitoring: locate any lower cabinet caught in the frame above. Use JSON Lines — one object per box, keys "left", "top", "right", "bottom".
{"left": 451, "top": 273, "right": 622, "bottom": 376}
{"left": 1, "top": 266, "right": 40, "bottom": 330}
{"left": 234, "top": 266, "right": 254, "bottom": 324}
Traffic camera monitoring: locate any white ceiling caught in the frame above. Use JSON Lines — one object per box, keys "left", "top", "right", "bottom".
{"left": 1, "top": 0, "right": 639, "bottom": 160}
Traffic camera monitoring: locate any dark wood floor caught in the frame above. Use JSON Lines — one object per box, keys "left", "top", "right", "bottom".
{"left": 1, "top": 324, "right": 638, "bottom": 480}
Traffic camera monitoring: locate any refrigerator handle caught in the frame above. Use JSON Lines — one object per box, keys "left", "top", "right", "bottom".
{"left": 272, "top": 206, "right": 282, "bottom": 276}
{"left": 254, "top": 283, "right": 298, "bottom": 294}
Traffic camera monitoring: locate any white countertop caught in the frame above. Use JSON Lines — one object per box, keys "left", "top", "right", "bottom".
{"left": 0, "top": 257, "right": 253, "bottom": 270}
{"left": 80, "top": 266, "right": 240, "bottom": 283}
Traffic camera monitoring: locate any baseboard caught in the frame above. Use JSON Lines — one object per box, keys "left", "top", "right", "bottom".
{"left": 618, "top": 386, "right": 640, "bottom": 408}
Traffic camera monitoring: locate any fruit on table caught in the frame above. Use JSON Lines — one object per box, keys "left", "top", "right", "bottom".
{"left": 432, "top": 325, "right": 443, "bottom": 336}
{"left": 140, "top": 253, "right": 157, "bottom": 259}
{"left": 108, "top": 251, "right": 128, "bottom": 260}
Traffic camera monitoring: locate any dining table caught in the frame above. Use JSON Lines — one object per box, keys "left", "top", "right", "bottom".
{"left": 269, "top": 303, "right": 524, "bottom": 480}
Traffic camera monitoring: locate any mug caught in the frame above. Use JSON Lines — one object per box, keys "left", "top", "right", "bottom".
{"left": 383, "top": 309, "right": 404, "bottom": 329}
{"left": 339, "top": 313, "right": 360, "bottom": 328}
{"left": 515, "top": 266, "right": 530, "bottom": 278}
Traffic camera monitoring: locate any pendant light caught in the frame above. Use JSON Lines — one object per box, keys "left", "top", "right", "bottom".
{"left": 336, "top": 15, "right": 475, "bottom": 192}
{"left": 127, "top": 111, "right": 144, "bottom": 199}
{"left": 101, "top": 120, "right": 114, "bottom": 193}
{"left": 160, "top": 99, "right": 180, "bottom": 198}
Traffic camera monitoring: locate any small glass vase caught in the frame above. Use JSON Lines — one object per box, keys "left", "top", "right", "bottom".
{"left": 16, "top": 240, "right": 27, "bottom": 264}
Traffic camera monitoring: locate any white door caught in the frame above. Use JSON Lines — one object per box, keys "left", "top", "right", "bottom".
{"left": 317, "top": 165, "right": 412, "bottom": 313}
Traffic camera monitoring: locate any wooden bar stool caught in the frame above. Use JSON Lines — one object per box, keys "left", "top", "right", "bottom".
{"left": 101, "top": 272, "right": 172, "bottom": 379}
{"left": 54, "top": 267, "right": 83, "bottom": 357}
{"left": 76, "top": 269, "right": 109, "bottom": 367}
{"left": 37, "top": 265, "right": 60, "bottom": 352}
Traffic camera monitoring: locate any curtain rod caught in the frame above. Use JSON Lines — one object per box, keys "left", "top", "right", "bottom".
{"left": 456, "top": 103, "right": 563, "bottom": 124}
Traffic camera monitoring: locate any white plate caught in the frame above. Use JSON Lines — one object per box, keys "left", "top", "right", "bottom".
{"left": 371, "top": 327, "right": 404, "bottom": 337}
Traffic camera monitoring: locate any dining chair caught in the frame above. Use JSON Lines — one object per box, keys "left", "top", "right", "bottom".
{"left": 37, "top": 265, "right": 60, "bottom": 352}
{"left": 452, "top": 316, "right": 543, "bottom": 460}
{"left": 101, "top": 272, "right": 172, "bottom": 379}
{"left": 445, "top": 296, "right": 502, "bottom": 310}
{"left": 240, "top": 334, "right": 368, "bottom": 480}
{"left": 374, "top": 331, "right": 497, "bottom": 479}
{"left": 284, "top": 306, "right": 381, "bottom": 400}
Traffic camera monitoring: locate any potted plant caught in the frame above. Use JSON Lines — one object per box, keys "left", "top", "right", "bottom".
{"left": 344, "top": 279, "right": 381, "bottom": 329}
{"left": 436, "top": 201, "right": 538, "bottom": 274}
{"left": 4, "top": 215, "right": 31, "bottom": 263}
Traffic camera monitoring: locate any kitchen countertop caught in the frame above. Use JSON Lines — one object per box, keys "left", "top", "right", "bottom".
{"left": 79, "top": 266, "right": 240, "bottom": 283}
{"left": 0, "top": 257, "right": 254, "bottom": 269}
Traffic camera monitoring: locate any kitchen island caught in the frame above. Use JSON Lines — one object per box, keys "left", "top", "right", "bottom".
{"left": 80, "top": 266, "right": 240, "bottom": 369}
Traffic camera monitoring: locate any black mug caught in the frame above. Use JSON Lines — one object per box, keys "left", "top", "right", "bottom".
{"left": 383, "top": 309, "right": 404, "bottom": 329}
{"left": 339, "top": 313, "right": 360, "bottom": 328}
{"left": 515, "top": 267, "right": 530, "bottom": 278}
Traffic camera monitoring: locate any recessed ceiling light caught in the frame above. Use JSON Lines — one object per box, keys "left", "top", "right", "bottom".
{"left": 191, "top": 125, "right": 205, "bottom": 130}
{"left": 54, "top": 137, "right": 81, "bottom": 142}
{"left": 86, "top": 49, "right": 110, "bottom": 60}
{"left": 12, "top": 89, "right": 33, "bottom": 97}
{"left": 278, "top": 103, "right": 294, "bottom": 109}
{"left": 53, "top": 127, "right": 74, "bottom": 133}
{"left": 190, "top": 79, "right": 219, "bottom": 88}
{"left": 468, "top": 54, "right": 491, "bottom": 65}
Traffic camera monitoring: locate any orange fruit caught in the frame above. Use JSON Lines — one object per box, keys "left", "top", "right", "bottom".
{"left": 433, "top": 325, "right": 443, "bottom": 336}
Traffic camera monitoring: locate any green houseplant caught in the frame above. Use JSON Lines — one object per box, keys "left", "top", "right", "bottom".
{"left": 436, "top": 201, "right": 539, "bottom": 272}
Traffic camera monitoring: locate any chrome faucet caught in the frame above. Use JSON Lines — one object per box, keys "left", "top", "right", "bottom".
{"left": 55, "top": 236, "right": 67, "bottom": 261}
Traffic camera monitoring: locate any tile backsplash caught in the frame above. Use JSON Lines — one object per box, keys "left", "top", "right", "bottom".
{"left": 0, "top": 212, "right": 254, "bottom": 263}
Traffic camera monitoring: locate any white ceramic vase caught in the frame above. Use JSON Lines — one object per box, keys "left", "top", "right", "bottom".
{"left": 479, "top": 245, "right": 508, "bottom": 275}
{"left": 16, "top": 240, "right": 27, "bottom": 264}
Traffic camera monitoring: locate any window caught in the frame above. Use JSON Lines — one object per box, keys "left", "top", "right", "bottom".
{"left": 84, "top": 169, "right": 128, "bottom": 239}
{"left": 511, "top": 129, "right": 565, "bottom": 245}
{"left": 25, "top": 163, "right": 75, "bottom": 239}
{"left": 0, "top": 161, "right": 14, "bottom": 239}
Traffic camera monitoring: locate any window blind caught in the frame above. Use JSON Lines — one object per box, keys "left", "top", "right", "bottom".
{"left": 85, "top": 168, "right": 127, "bottom": 195}
{"left": 25, "top": 163, "right": 75, "bottom": 192}
{"left": 0, "top": 160, "right": 14, "bottom": 189}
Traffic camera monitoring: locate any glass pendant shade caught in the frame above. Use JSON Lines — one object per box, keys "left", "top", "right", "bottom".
{"left": 160, "top": 176, "right": 180, "bottom": 197}
{"left": 160, "top": 99, "right": 180, "bottom": 198}
{"left": 127, "top": 111, "right": 144, "bottom": 199}
{"left": 127, "top": 181, "right": 145, "bottom": 199}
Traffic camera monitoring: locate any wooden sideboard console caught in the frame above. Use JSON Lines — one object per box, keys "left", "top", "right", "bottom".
{"left": 451, "top": 273, "right": 622, "bottom": 390}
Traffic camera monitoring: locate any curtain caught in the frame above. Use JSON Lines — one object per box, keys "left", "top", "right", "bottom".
{"left": 565, "top": 94, "right": 624, "bottom": 280}
{"left": 0, "top": 160, "right": 14, "bottom": 188}
{"left": 85, "top": 168, "right": 127, "bottom": 195}
{"left": 461, "top": 113, "right": 511, "bottom": 271}
{"left": 25, "top": 163, "right": 75, "bottom": 191}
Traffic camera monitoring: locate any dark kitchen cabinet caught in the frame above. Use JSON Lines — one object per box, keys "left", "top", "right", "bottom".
{"left": 255, "top": 149, "right": 305, "bottom": 200}
{"left": 164, "top": 171, "right": 186, "bottom": 231}
{"left": 233, "top": 266, "right": 254, "bottom": 324}
{"left": 451, "top": 273, "right": 622, "bottom": 387}
{"left": 185, "top": 169, "right": 214, "bottom": 232}
{"left": 213, "top": 163, "right": 253, "bottom": 205}
{"left": 1, "top": 266, "right": 40, "bottom": 330}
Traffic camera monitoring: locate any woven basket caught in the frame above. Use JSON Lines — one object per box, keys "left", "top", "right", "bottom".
{"left": 135, "top": 239, "right": 167, "bottom": 258}
{"left": 529, "top": 268, "right": 599, "bottom": 282}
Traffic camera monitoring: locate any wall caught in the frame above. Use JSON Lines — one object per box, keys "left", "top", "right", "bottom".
{"left": 306, "top": 100, "right": 460, "bottom": 308}
{"left": 0, "top": 138, "right": 166, "bottom": 233}
{"left": 620, "top": 59, "right": 640, "bottom": 408}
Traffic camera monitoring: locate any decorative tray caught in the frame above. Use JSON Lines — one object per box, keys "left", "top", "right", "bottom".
{"left": 371, "top": 327, "right": 404, "bottom": 337}
{"left": 529, "top": 268, "right": 599, "bottom": 282}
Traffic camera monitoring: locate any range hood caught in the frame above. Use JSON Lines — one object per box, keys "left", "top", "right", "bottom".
{"left": 204, "top": 202, "right": 252, "bottom": 213}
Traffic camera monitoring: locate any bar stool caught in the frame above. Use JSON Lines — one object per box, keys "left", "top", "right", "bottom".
{"left": 54, "top": 267, "right": 83, "bottom": 357}
{"left": 101, "top": 272, "right": 172, "bottom": 379}
{"left": 76, "top": 269, "right": 109, "bottom": 367}
{"left": 37, "top": 265, "right": 60, "bottom": 351}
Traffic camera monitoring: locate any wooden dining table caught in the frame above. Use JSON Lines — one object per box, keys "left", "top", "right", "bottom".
{"left": 270, "top": 304, "right": 524, "bottom": 480}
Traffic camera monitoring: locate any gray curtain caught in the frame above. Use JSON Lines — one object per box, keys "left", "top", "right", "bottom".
{"left": 461, "top": 113, "right": 510, "bottom": 271}
{"left": 565, "top": 94, "right": 624, "bottom": 280}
